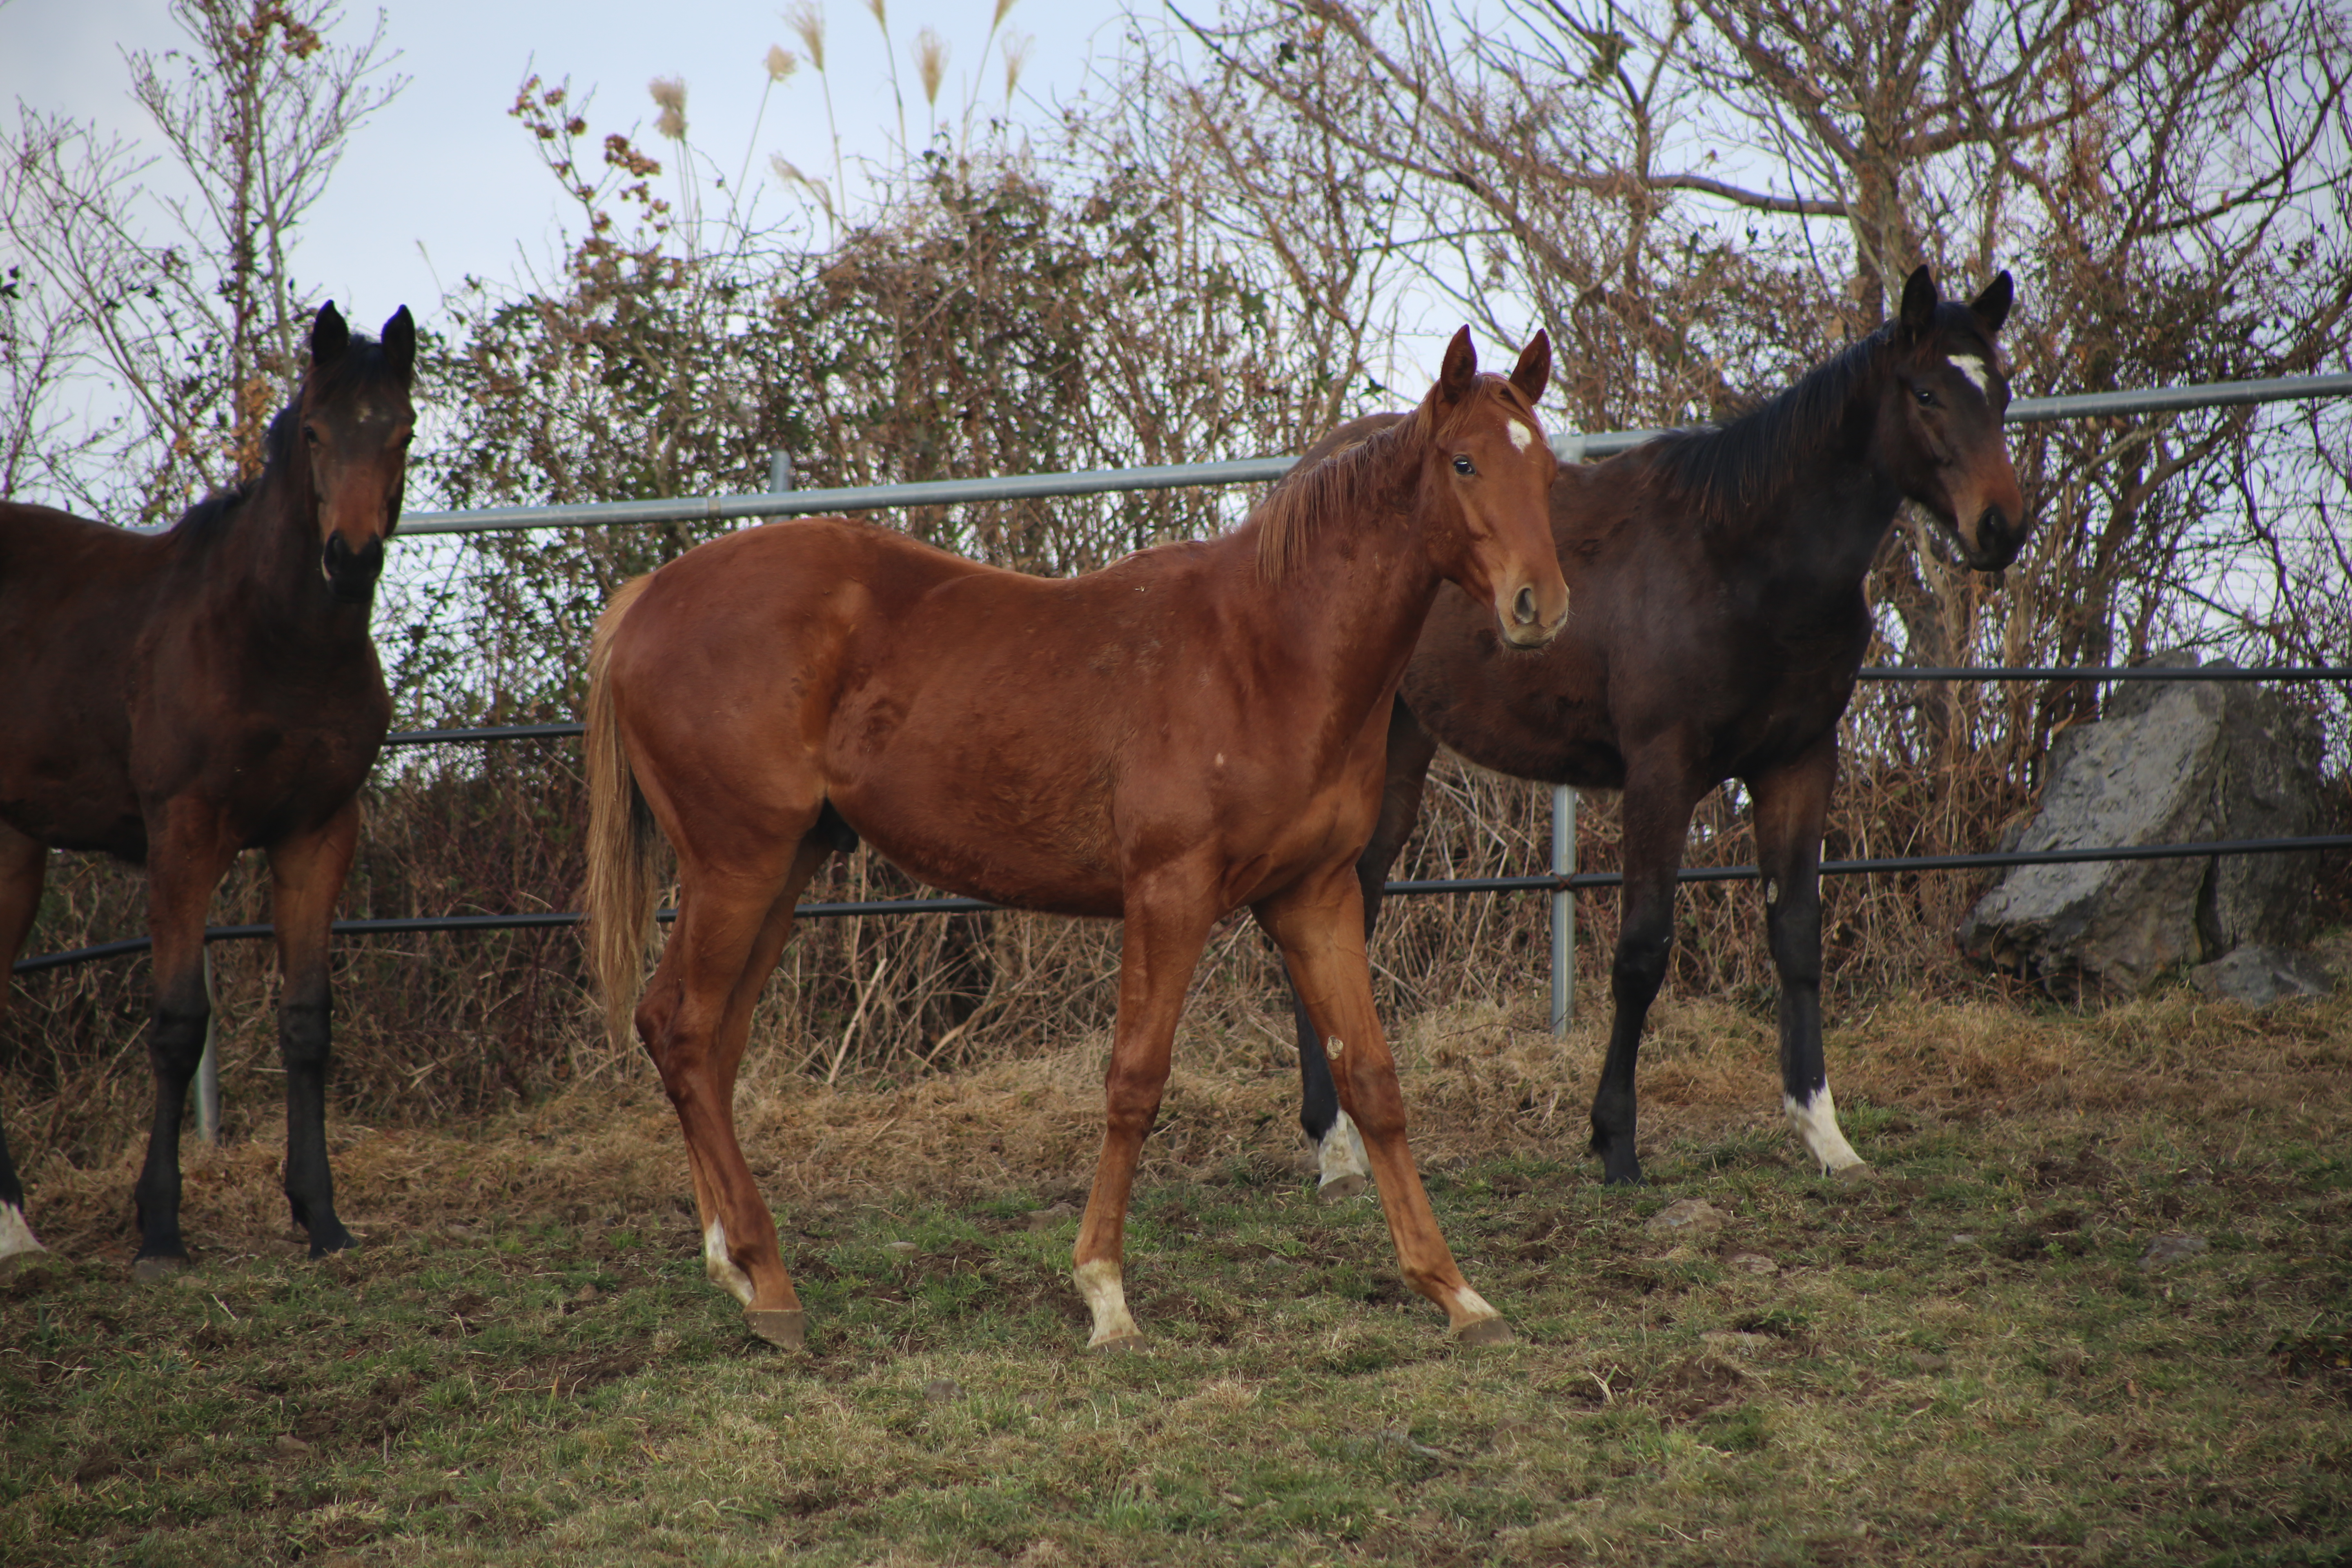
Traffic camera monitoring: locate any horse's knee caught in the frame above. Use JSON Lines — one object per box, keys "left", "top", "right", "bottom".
{"left": 1610, "top": 926, "right": 1671, "bottom": 1004}
{"left": 278, "top": 1000, "right": 331, "bottom": 1069}
{"left": 147, "top": 1004, "right": 208, "bottom": 1079}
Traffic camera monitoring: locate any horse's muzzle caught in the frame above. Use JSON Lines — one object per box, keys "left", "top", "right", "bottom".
{"left": 1962, "top": 505, "right": 2026, "bottom": 573}
{"left": 323, "top": 534, "right": 385, "bottom": 601}
{"left": 1500, "top": 579, "right": 1570, "bottom": 648}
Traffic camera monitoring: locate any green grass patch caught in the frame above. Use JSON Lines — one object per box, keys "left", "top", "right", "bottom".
{"left": 7, "top": 1000, "right": 2352, "bottom": 1564}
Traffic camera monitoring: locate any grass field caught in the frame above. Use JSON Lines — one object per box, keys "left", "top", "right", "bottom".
{"left": 4, "top": 987, "right": 2350, "bottom": 1566}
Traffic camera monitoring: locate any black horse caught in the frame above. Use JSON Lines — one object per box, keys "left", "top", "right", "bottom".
{"left": 1292, "top": 265, "right": 2028, "bottom": 1189}
{"left": 0, "top": 303, "right": 414, "bottom": 1275}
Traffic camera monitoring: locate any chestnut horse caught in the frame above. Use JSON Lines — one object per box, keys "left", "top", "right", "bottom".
{"left": 0, "top": 303, "right": 414, "bottom": 1276}
{"left": 1292, "top": 266, "right": 2027, "bottom": 1190}
{"left": 586, "top": 330, "right": 1567, "bottom": 1351}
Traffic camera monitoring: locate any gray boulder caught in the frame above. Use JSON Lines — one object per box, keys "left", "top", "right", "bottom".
{"left": 2188, "top": 945, "right": 2334, "bottom": 1006}
{"left": 1958, "top": 654, "right": 2327, "bottom": 995}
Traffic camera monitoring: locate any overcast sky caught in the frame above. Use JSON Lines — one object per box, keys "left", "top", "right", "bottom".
{"left": 0, "top": 0, "right": 1129, "bottom": 334}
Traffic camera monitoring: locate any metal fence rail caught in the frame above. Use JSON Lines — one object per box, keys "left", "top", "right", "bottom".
{"left": 392, "top": 372, "right": 2352, "bottom": 536}
{"left": 18, "top": 834, "right": 2350, "bottom": 977}
{"left": 17, "top": 370, "right": 2352, "bottom": 1029}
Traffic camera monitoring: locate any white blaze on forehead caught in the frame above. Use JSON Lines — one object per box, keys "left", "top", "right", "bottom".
{"left": 1949, "top": 354, "right": 1993, "bottom": 397}
{"left": 1507, "top": 419, "right": 1537, "bottom": 452}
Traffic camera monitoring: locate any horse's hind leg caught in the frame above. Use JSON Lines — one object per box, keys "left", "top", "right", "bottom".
{"left": 266, "top": 800, "right": 362, "bottom": 1256}
{"left": 1260, "top": 867, "right": 1506, "bottom": 1343}
{"left": 639, "top": 831, "right": 832, "bottom": 1350}
{"left": 1751, "top": 741, "right": 1867, "bottom": 1178}
{"left": 1295, "top": 698, "right": 1437, "bottom": 1198}
{"left": 0, "top": 822, "right": 49, "bottom": 1267}
{"left": 132, "top": 800, "right": 242, "bottom": 1278}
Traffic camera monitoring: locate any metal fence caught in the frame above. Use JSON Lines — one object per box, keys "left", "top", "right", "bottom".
{"left": 17, "top": 370, "right": 2352, "bottom": 1044}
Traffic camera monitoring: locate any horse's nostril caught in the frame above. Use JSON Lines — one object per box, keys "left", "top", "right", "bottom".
{"left": 1513, "top": 584, "right": 1538, "bottom": 625}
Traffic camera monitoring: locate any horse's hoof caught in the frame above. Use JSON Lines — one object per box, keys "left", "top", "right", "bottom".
{"left": 307, "top": 1225, "right": 359, "bottom": 1259}
{"left": 1599, "top": 1169, "right": 1646, "bottom": 1189}
{"left": 1830, "top": 1161, "right": 1876, "bottom": 1184}
{"left": 1317, "top": 1173, "right": 1368, "bottom": 1202}
{"left": 1089, "top": 1330, "right": 1145, "bottom": 1354}
{"left": 1456, "top": 1318, "right": 1513, "bottom": 1347}
{"left": 744, "top": 1309, "right": 807, "bottom": 1351}
{"left": 131, "top": 1254, "right": 188, "bottom": 1283}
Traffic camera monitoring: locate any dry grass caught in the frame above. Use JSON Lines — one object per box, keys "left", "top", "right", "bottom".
{"left": 14, "top": 960, "right": 2352, "bottom": 1267}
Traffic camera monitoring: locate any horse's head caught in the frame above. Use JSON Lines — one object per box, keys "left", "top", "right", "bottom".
{"left": 1420, "top": 328, "right": 1569, "bottom": 648}
{"left": 299, "top": 302, "right": 416, "bottom": 604}
{"left": 1882, "top": 265, "right": 2027, "bottom": 572}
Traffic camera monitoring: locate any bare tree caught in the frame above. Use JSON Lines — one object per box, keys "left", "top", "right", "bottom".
{"left": 0, "top": 0, "right": 403, "bottom": 519}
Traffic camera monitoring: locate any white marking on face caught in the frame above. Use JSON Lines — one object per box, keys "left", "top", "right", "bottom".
{"left": 1214, "top": 753, "right": 1225, "bottom": 768}
{"left": 1326, "top": 1035, "right": 1345, "bottom": 1058}
{"left": 703, "top": 1218, "right": 755, "bottom": 1305}
{"left": 1949, "top": 354, "right": 1991, "bottom": 397}
{"left": 1783, "top": 1086, "right": 1867, "bottom": 1174}
{"left": 1075, "top": 1257, "right": 1140, "bottom": 1346}
{"left": 0, "top": 1201, "right": 44, "bottom": 1262}
{"left": 1764, "top": 878, "right": 1778, "bottom": 906}
{"left": 1507, "top": 419, "right": 1536, "bottom": 452}
{"left": 1318, "top": 1110, "right": 1371, "bottom": 1189}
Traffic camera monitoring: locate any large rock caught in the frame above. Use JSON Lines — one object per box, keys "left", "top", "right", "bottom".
{"left": 1958, "top": 654, "right": 2327, "bottom": 994}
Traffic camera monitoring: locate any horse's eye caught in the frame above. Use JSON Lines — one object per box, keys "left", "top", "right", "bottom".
{"left": 1914, "top": 387, "right": 1938, "bottom": 408}
{"left": 1452, "top": 454, "right": 1476, "bottom": 475}
{"left": 303, "top": 424, "right": 321, "bottom": 445}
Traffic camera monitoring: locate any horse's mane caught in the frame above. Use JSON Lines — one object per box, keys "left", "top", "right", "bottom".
{"left": 1254, "top": 374, "right": 1537, "bottom": 583}
{"left": 1645, "top": 327, "right": 1897, "bottom": 526}
{"left": 166, "top": 327, "right": 396, "bottom": 541}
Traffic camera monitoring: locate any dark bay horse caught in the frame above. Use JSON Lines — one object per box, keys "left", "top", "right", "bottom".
{"left": 0, "top": 303, "right": 415, "bottom": 1276}
{"left": 585, "top": 330, "right": 1567, "bottom": 1351}
{"left": 1292, "top": 266, "right": 2027, "bottom": 1190}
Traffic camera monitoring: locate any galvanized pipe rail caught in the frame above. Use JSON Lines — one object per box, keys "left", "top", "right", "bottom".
{"left": 392, "top": 372, "right": 2352, "bottom": 537}
{"left": 20, "top": 369, "right": 2351, "bottom": 1036}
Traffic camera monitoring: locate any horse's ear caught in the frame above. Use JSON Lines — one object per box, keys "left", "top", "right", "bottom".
{"left": 1897, "top": 265, "right": 1939, "bottom": 340}
{"left": 1438, "top": 326, "right": 1478, "bottom": 403}
{"left": 1969, "top": 271, "right": 2013, "bottom": 336}
{"left": 1509, "top": 330, "right": 1552, "bottom": 406}
{"left": 382, "top": 305, "right": 416, "bottom": 382}
{"left": 311, "top": 301, "right": 350, "bottom": 368}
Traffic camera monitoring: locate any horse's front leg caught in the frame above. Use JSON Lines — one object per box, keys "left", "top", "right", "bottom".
{"left": 1589, "top": 749, "right": 1708, "bottom": 1186}
{"left": 1749, "top": 739, "right": 1868, "bottom": 1177}
{"left": 132, "top": 799, "right": 242, "bottom": 1278}
{"left": 0, "top": 820, "right": 49, "bottom": 1268}
{"left": 1259, "top": 867, "right": 1506, "bottom": 1343}
{"left": 266, "top": 801, "right": 363, "bottom": 1257}
{"left": 1072, "top": 875, "right": 1216, "bottom": 1350}
{"left": 1293, "top": 697, "right": 1438, "bottom": 1198}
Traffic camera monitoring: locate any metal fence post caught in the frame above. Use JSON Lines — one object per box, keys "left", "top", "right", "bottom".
{"left": 768, "top": 452, "right": 794, "bottom": 494}
{"left": 1549, "top": 784, "right": 1576, "bottom": 1035}
{"left": 194, "top": 946, "right": 219, "bottom": 1143}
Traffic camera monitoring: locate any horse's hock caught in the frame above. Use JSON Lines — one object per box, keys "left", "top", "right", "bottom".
{"left": 1959, "top": 653, "right": 2330, "bottom": 998}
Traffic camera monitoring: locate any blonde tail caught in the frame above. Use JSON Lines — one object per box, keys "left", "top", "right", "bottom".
{"left": 584, "top": 574, "right": 661, "bottom": 1052}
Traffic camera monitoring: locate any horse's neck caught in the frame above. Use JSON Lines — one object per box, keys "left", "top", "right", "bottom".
{"left": 1728, "top": 390, "right": 1907, "bottom": 593}
{"left": 184, "top": 464, "right": 357, "bottom": 639}
{"left": 1251, "top": 469, "right": 1438, "bottom": 717}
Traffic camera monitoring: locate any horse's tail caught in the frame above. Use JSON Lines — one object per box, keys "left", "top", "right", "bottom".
{"left": 584, "top": 573, "right": 661, "bottom": 1053}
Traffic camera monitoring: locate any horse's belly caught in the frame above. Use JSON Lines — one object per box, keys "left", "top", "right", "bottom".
{"left": 829, "top": 771, "right": 1125, "bottom": 919}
